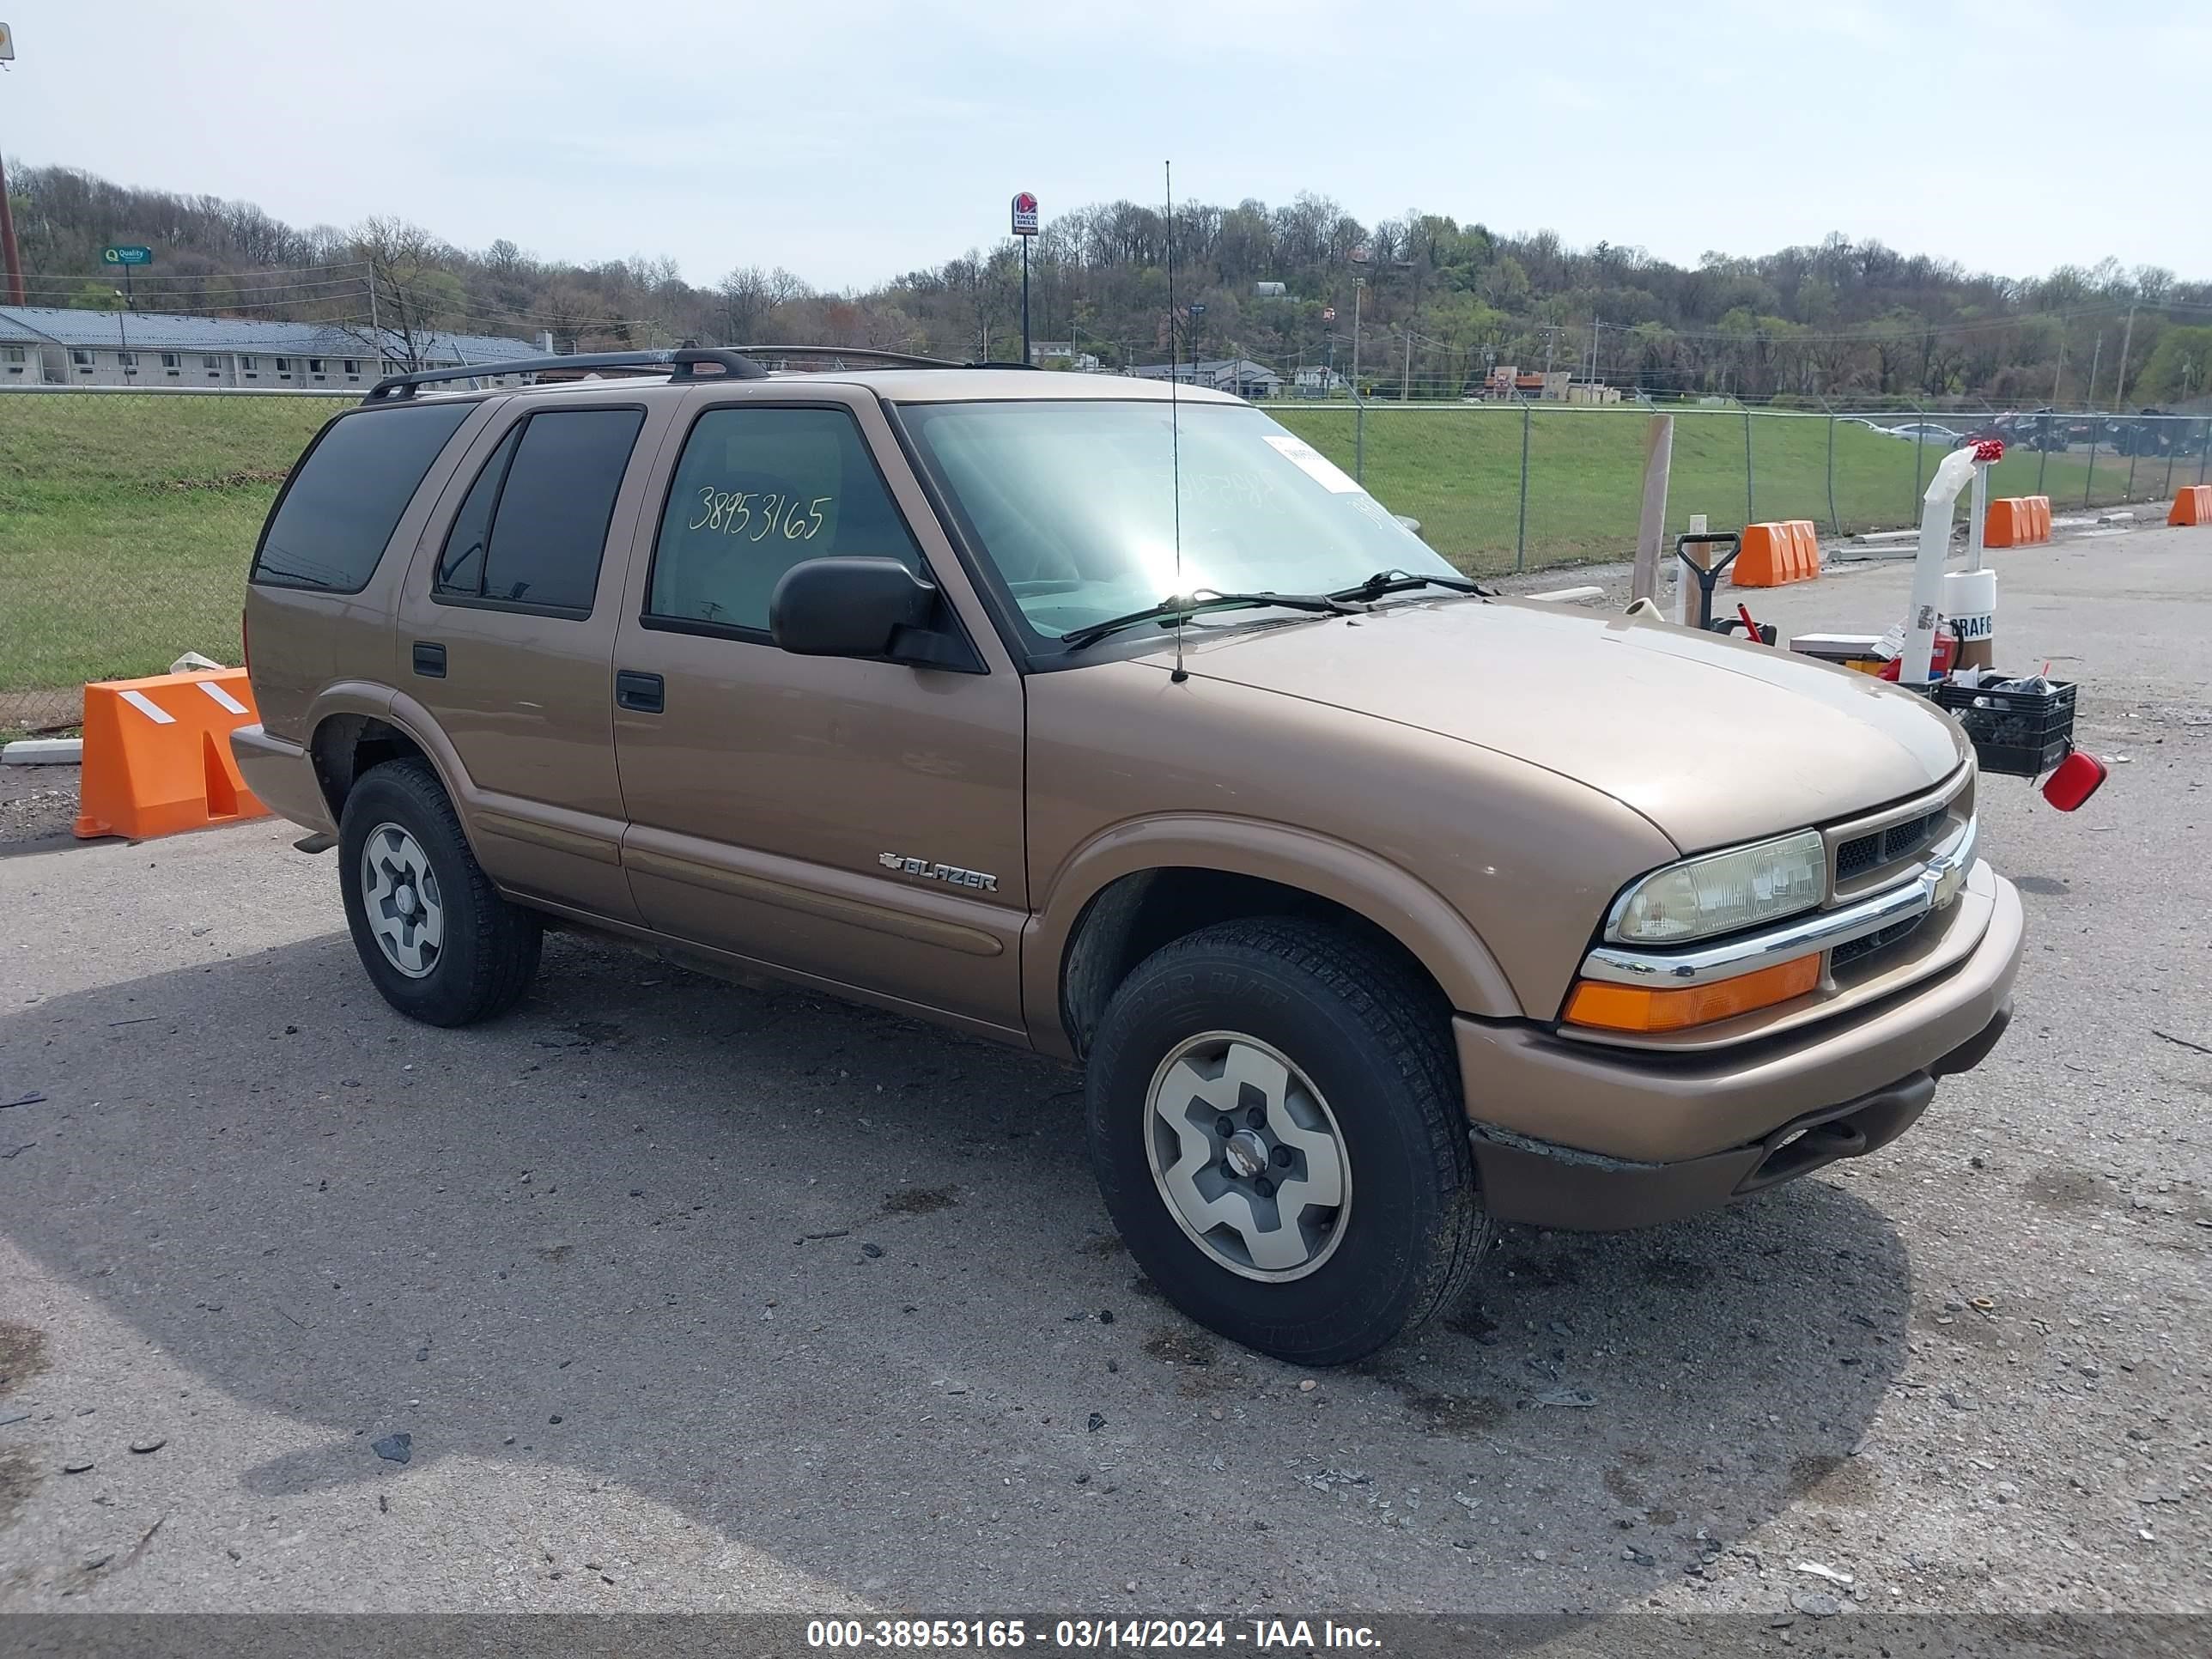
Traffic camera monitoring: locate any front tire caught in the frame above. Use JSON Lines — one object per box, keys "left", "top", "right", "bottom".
{"left": 337, "top": 758, "right": 541, "bottom": 1027}
{"left": 1085, "top": 918, "right": 1492, "bottom": 1366}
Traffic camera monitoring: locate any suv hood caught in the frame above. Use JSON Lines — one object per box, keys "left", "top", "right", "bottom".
{"left": 1150, "top": 597, "right": 1968, "bottom": 853}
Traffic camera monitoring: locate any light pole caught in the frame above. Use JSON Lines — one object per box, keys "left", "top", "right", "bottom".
{"left": 1352, "top": 279, "right": 1364, "bottom": 393}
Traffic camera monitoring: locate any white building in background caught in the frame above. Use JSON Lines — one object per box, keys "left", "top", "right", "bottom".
{"left": 0, "top": 306, "right": 544, "bottom": 389}
{"left": 1027, "top": 340, "right": 1103, "bottom": 370}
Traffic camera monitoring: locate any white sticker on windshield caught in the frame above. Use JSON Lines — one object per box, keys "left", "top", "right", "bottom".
{"left": 1261, "top": 433, "right": 1364, "bottom": 494}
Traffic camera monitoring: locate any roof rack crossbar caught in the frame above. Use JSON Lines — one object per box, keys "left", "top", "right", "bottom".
{"left": 734, "top": 343, "right": 1037, "bottom": 372}
{"left": 363, "top": 346, "right": 766, "bottom": 403}
{"left": 733, "top": 344, "right": 961, "bottom": 369}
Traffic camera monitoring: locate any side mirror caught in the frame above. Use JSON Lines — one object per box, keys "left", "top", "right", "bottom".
{"left": 770, "top": 557, "right": 939, "bottom": 659}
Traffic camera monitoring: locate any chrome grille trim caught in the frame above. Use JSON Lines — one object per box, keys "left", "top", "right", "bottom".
{"left": 1580, "top": 816, "right": 1977, "bottom": 989}
{"left": 1824, "top": 763, "right": 1976, "bottom": 903}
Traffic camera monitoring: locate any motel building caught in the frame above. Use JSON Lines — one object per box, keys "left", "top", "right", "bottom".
{"left": 0, "top": 306, "right": 547, "bottom": 389}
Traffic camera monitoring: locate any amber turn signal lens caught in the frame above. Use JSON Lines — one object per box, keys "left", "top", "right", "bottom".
{"left": 1565, "top": 953, "right": 1820, "bottom": 1034}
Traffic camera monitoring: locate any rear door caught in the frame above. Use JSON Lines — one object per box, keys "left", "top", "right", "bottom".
{"left": 395, "top": 395, "right": 676, "bottom": 922}
{"left": 609, "top": 384, "right": 1028, "bottom": 1036}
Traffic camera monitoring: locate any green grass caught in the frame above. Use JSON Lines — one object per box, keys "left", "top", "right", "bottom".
{"left": 0, "top": 393, "right": 349, "bottom": 732}
{"left": 1273, "top": 405, "right": 2192, "bottom": 575}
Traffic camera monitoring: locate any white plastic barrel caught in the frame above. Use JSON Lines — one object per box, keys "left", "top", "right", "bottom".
{"left": 1942, "top": 568, "right": 1998, "bottom": 671}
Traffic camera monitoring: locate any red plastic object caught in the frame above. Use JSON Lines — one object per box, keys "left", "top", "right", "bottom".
{"left": 2041, "top": 750, "right": 2106, "bottom": 812}
{"left": 1973, "top": 438, "right": 2005, "bottom": 464}
{"left": 1878, "top": 630, "right": 1957, "bottom": 680}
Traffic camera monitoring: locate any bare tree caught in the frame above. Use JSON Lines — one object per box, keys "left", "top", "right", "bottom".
{"left": 341, "top": 216, "right": 463, "bottom": 371}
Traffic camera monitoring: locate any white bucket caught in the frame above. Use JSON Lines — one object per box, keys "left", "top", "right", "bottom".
{"left": 1942, "top": 568, "right": 1997, "bottom": 668}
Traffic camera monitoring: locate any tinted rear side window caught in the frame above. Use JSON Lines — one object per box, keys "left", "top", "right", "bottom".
{"left": 464, "top": 408, "right": 646, "bottom": 614}
{"left": 252, "top": 403, "right": 474, "bottom": 592}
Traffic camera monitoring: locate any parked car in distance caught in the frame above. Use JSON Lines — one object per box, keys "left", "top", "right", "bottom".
{"left": 235, "top": 347, "right": 2024, "bottom": 1365}
{"left": 1880, "top": 422, "right": 1966, "bottom": 444}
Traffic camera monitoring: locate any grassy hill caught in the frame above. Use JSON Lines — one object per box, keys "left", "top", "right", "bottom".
{"left": 0, "top": 393, "right": 344, "bottom": 732}
{"left": 1272, "top": 404, "right": 2169, "bottom": 572}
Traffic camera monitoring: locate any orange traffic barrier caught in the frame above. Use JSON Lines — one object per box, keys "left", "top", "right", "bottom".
{"left": 73, "top": 666, "right": 270, "bottom": 841}
{"left": 2171, "top": 484, "right": 2212, "bottom": 526}
{"left": 1985, "top": 495, "right": 2051, "bottom": 548}
{"left": 1732, "top": 520, "right": 1822, "bottom": 587}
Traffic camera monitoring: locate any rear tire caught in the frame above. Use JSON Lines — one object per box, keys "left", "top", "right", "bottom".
{"left": 337, "top": 758, "right": 541, "bottom": 1027}
{"left": 1085, "top": 917, "right": 1492, "bottom": 1366}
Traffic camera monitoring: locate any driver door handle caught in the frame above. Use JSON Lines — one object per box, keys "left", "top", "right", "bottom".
{"left": 615, "top": 670, "right": 665, "bottom": 714}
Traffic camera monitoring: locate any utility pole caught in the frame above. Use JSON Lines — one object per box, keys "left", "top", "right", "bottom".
{"left": 0, "top": 23, "right": 23, "bottom": 307}
{"left": 2112, "top": 304, "right": 2138, "bottom": 412}
{"left": 2084, "top": 331, "right": 2103, "bottom": 410}
{"left": 0, "top": 149, "right": 22, "bottom": 307}
{"left": 2051, "top": 333, "right": 2065, "bottom": 405}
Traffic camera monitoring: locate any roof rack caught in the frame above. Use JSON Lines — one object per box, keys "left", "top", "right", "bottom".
{"left": 362, "top": 346, "right": 765, "bottom": 403}
{"left": 735, "top": 343, "right": 1036, "bottom": 372}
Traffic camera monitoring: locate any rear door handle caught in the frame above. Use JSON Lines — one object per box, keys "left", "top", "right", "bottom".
{"left": 615, "top": 669, "right": 665, "bottom": 714}
{"left": 411, "top": 641, "right": 447, "bottom": 678}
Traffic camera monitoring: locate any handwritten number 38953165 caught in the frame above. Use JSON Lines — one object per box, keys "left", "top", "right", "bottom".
{"left": 688, "top": 489, "right": 832, "bottom": 543}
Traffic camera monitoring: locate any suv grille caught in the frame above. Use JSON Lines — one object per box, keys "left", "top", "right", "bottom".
{"left": 1830, "top": 914, "right": 1925, "bottom": 970}
{"left": 1836, "top": 805, "right": 1948, "bottom": 883}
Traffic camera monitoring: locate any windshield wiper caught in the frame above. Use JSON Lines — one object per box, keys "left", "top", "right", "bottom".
{"left": 1059, "top": 590, "right": 1361, "bottom": 650}
{"left": 1329, "top": 568, "right": 1494, "bottom": 603}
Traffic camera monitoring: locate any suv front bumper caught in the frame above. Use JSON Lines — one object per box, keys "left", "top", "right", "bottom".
{"left": 1455, "top": 865, "right": 2023, "bottom": 1230}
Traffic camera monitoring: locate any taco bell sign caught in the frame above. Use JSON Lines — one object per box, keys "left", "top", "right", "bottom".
{"left": 1011, "top": 191, "right": 1040, "bottom": 237}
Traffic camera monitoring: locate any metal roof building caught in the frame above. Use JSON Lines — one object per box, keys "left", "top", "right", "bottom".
{"left": 0, "top": 305, "right": 543, "bottom": 389}
{"left": 1129, "top": 356, "right": 1286, "bottom": 399}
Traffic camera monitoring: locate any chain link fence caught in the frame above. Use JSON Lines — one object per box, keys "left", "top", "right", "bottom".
{"left": 1266, "top": 398, "right": 2212, "bottom": 577}
{"left": 4, "top": 385, "right": 2209, "bottom": 738}
{"left": 2, "top": 388, "right": 358, "bottom": 736}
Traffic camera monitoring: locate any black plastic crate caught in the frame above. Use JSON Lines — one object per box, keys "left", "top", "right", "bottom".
{"left": 1933, "top": 678, "right": 2076, "bottom": 777}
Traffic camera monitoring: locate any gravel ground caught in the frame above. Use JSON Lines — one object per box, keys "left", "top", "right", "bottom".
{"left": 0, "top": 527, "right": 2205, "bottom": 1621}
{"left": 0, "top": 764, "right": 81, "bottom": 849}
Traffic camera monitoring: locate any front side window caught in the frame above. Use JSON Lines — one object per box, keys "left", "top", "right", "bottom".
{"left": 646, "top": 405, "right": 923, "bottom": 635}
{"left": 252, "top": 402, "right": 475, "bottom": 592}
{"left": 897, "top": 400, "right": 1455, "bottom": 645}
{"left": 433, "top": 408, "right": 645, "bottom": 615}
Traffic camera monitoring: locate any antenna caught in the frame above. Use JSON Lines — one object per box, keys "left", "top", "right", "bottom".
{"left": 1166, "top": 160, "right": 1187, "bottom": 684}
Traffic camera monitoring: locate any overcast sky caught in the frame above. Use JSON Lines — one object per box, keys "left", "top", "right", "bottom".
{"left": 4, "top": 1, "right": 2205, "bottom": 291}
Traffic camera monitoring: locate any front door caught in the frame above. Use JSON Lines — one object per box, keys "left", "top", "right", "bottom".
{"left": 393, "top": 396, "right": 673, "bottom": 922}
{"left": 610, "top": 387, "right": 1028, "bottom": 1036}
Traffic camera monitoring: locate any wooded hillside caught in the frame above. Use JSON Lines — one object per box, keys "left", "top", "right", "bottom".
{"left": 9, "top": 161, "right": 2211, "bottom": 406}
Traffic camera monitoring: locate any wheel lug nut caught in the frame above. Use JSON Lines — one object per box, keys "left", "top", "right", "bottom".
{"left": 1253, "top": 1176, "right": 1274, "bottom": 1199}
{"left": 1246, "top": 1106, "right": 1267, "bottom": 1128}
{"left": 1214, "top": 1115, "right": 1235, "bottom": 1139}
{"left": 1272, "top": 1145, "right": 1293, "bottom": 1168}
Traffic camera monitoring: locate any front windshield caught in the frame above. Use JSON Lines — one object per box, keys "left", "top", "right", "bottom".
{"left": 897, "top": 399, "right": 1462, "bottom": 642}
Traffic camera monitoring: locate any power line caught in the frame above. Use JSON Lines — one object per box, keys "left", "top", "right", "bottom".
{"left": 16, "top": 275, "right": 373, "bottom": 301}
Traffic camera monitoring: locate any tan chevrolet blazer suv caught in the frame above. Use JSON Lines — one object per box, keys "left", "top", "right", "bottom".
{"left": 234, "top": 346, "right": 2024, "bottom": 1365}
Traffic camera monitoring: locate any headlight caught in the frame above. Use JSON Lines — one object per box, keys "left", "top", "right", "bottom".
{"left": 1609, "top": 830, "right": 1825, "bottom": 945}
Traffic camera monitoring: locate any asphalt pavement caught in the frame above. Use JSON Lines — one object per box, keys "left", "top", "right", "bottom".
{"left": 1, "top": 526, "right": 2207, "bottom": 1619}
